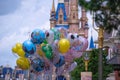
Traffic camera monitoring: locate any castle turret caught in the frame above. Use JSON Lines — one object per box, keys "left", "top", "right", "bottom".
{"left": 64, "top": 0, "right": 69, "bottom": 17}
{"left": 50, "top": 0, "right": 56, "bottom": 29}
{"left": 79, "top": 7, "right": 89, "bottom": 38}
{"left": 69, "top": 0, "right": 79, "bottom": 33}
{"left": 80, "top": 7, "right": 88, "bottom": 28}
{"left": 84, "top": 23, "right": 89, "bottom": 38}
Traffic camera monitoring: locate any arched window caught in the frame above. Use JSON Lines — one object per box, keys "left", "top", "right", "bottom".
{"left": 73, "top": 13, "right": 75, "bottom": 19}
{"left": 60, "top": 15, "right": 62, "bottom": 18}
{"left": 59, "top": 20, "right": 62, "bottom": 24}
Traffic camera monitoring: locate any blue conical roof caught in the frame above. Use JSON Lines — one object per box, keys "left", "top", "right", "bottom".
{"left": 55, "top": 3, "right": 67, "bottom": 21}
{"left": 89, "top": 36, "right": 95, "bottom": 49}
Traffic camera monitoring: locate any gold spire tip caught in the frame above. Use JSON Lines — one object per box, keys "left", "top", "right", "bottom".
{"left": 52, "top": 0, "right": 55, "bottom": 12}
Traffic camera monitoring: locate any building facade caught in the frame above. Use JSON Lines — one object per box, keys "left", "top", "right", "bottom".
{"left": 50, "top": 0, "right": 89, "bottom": 38}
{"left": 0, "top": 65, "right": 29, "bottom": 80}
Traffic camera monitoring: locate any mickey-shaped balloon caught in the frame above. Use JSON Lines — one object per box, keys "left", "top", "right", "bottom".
{"left": 31, "top": 58, "right": 45, "bottom": 72}
{"left": 41, "top": 44, "right": 53, "bottom": 59}
{"left": 45, "top": 30, "right": 54, "bottom": 45}
{"left": 16, "top": 57, "right": 30, "bottom": 70}
{"left": 51, "top": 28, "right": 60, "bottom": 40}
{"left": 22, "top": 40, "right": 36, "bottom": 56}
{"left": 31, "top": 29, "right": 46, "bottom": 44}
{"left": 54, "top": 55, "right": 65, "bottom": 68}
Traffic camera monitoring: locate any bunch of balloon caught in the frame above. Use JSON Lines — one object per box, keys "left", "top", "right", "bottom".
{"left": 11, "top": 28, "right": 89, "bottom": 77}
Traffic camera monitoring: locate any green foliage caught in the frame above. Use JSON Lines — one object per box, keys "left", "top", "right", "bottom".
{"left": 78, "top": 0, "right": 120, "bottom": 33}
{"left": 70, "top": 49, "right": 113, "bottom": 80}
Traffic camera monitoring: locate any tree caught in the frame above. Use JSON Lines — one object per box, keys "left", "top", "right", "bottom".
{"left": 70, "top": 49, "right": 113, "bottom": 80}
{"left": 78, "top": 0, "right": 120, "bottom": 33}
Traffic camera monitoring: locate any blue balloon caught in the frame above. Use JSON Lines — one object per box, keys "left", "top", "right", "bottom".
{"left": 31, "top": 58, "right": 45, "bottom": 72}
{"left": 25, "top": 53, "right": 32, "bottom": 58}
{"left": 54, "top": 55, "right": 65, "bottom": 68}
{"left": 31, "top": 29, "right": 46, "bottom": 44}
{"left": 56, "top": 75, "right": 66, "bottom": 80}
{"left": 22, "top": 40, "right": 36, "bottom": 55}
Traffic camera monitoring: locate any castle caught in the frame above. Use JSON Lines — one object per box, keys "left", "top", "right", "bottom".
{"left": 50, "top": 0, "right": 89, "bottom": 38}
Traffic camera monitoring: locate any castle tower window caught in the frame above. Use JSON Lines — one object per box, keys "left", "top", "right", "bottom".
{"left": 73, "top": 15, "right": 75, "bottom": 19}
{"left": 73, "top": 13, "right": 75, "bottom": 19}
{"left": 60, "top": 15, "right": 63, "bottom": 18}
{"left": 59, "top": 20, "right": 62, "bottom": 24}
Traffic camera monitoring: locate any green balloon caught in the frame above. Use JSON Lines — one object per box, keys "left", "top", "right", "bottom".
{"left": 42, "top": 46, "right": 47, "bottom": 52}
{"left": 41, "top": 44, "right": 53, "bottom": 59}
{"left": 51, "top": 28, "right": 60, "bottom": 40}
{"left": 43, "top": 39, "right": 48, "bottom": 44}
{"left": 45, "top": 51, "right": 53, "bottom": 59}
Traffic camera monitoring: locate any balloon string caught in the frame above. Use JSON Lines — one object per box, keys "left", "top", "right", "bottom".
{"left": 28, "top": 31, "right": 31, "bottom": 40}
{"left": 12, "top": 53, "right": 18, "bottom": 58}
{"left": 60, "top": 33, "right": 65, "bottom": 39}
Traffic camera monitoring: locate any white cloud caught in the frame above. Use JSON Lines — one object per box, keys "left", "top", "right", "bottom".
{"left": 0, "top": 0, "right": 51, "bottom": 37}
{"left": 0, "top": 31, "right": 27, "bottom": 68}
{"left": 0, "top": 18, "right": 51, "bottom": 68}
{"left": 0, "top": 0, "right": 51, "bottom": 68}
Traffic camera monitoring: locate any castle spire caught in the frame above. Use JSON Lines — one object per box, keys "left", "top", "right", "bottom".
{"left": 64, "top": 0, "right": 69, "bottom": 17}
{"left": 89, "top": 29, "right": 95, "bottom": 49}
{"left": 80, "top": 7, "right": 88, "bottom": 28}
{"left": 52, "top": 0, "right": 55, "bottom": 12}
{"left": 50, "top": 0, "right": 56, "bottom": 29}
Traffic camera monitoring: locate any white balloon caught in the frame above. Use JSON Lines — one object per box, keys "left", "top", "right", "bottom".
{"left": 67, "top": 33, "right": 75, "bottom": 45}
{"left": 46, "top": 30, "right": 54, "bottom": 45}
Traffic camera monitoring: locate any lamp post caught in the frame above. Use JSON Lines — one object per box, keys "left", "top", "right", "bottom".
{"left": 83, "top": 51, "right": 90, "bottom": 71}
{"left": 81, "top": 50, "right": 92, "bottom": 80}
{"left": 98, "top": 27, "right": 104, "bottom": 80}
{"left": 93, "top": 13, "right": 104, "bottom": 80}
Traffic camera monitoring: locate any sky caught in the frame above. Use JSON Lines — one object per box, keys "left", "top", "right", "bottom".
{"left": 0, "top": 0, "right": 98, "bottom": 68}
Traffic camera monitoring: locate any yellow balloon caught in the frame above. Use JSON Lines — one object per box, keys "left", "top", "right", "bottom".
{"left": 17, "top": 48, "right": 25, "bottom": 57}
{"left": 37, "top": 49, "right": 45, "bottom": 57}
{"left": 16, "top": 57, "right": 30, "bottom": 70}
{"left": 36, "top": 45, "right": 44, "bottom": 57}
{"left": 16, "top": 43, "right": 22, "bottom": 50}
{"left": 40, "top": 43, "right": 46, "bottom": 47}
{"left": 58, "top": 38, "right": 70, "bottom": 54}
{"left": 12, "top": 46, "right": 18, "bottom": 53}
